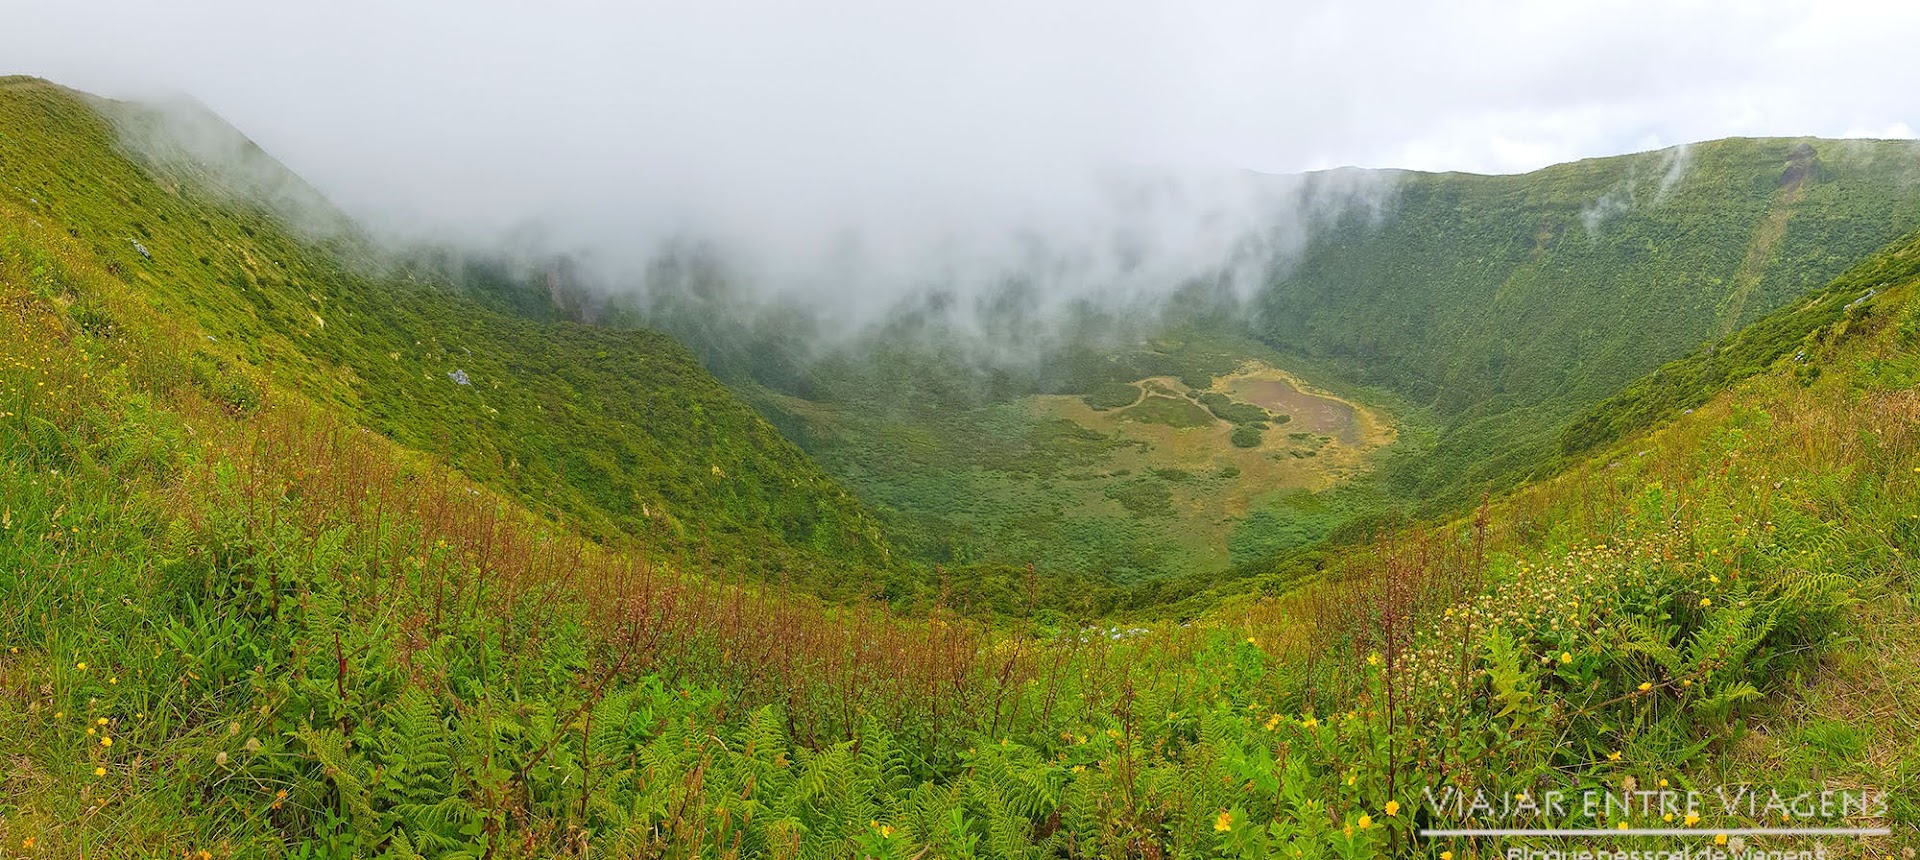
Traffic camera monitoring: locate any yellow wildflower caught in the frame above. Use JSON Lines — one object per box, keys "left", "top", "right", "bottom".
{"left": 1715, "top": 833, "right": 1727, "bottom": 845}
{"left": 1684, "top": 812, "right": 1700, "bottom": 826}
{"left": 1357, "top": 814, "right": 1372, "bottom": 830}
{"left": 1559, "top": 651, "right": 1573, "bottom": 664}
{"left": 1384, "top": 800, "right": 1399, "bottom": 816}
{"left": 100, "top": 737, "right": 112, "bottom": 747}
{"left": 1215, "top": 810, "right": 1233, "bottom": 832}
{"left": 1442, "top": 853, "right": 1454, "bottom": 860}
{"left": 1638, "top": 682, "right": 1653, "bottom": 692}
{"left": 1700, "top": 597, "right": 1712, "bottom": 607}
{"left": 1607, "top": 751, "right": 1623, "bottom": 761}
{"left": 94, "top": 766, "right": 105, "bottom": 777}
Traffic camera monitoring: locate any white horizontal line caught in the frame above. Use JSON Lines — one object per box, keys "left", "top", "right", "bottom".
{"left": 1419, "top": 828, "right": 1891, "bottom": 837}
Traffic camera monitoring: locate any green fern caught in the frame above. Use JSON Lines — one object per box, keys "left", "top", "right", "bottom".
{"left": 1616, "top": 615, "right": 1684, "bottom": 674}
{"left": 297, "top": 726, "right": 379, "bottom": 832}
{"left": 376, "top": 687, "right": 455, "bottom": 804}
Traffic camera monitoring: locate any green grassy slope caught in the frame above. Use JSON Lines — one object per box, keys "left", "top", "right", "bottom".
{"left": 0, "top": 76, "right": 894, "bottom": 595}
{"left": 746, "top": 329, "right": 1381, "bottom": 585}
{"left": 635, "top": 140, "right": 1920, "bottom": 592}
{"left": 1256, "top": 138, "right": 1920, "bottom": 501}
{"left": 4, "top": 74, "right": 1919, "bottom": 857}
{"left": 1558, "top": 224, "right": 1919, "bottom": 455}
{"left": 6, "top": 164, "right": 1918, "bottom": 858}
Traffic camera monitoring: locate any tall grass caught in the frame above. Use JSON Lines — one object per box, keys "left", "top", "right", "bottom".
{"left": 5, "top": 105, "right": 1920, "bottom": 856}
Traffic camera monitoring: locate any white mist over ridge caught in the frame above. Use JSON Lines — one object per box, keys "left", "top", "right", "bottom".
{"left": 10, "top": 0, "right": 1919, "bottom": 340}
{"left": 98, "top": 82, "right": 1399, "bottom": 352}
{"left": 610, "top": 164, "right": 1400, "bottom": 336}
{"left": 1579, "top": 143, "right": 1693, "bottom": 236}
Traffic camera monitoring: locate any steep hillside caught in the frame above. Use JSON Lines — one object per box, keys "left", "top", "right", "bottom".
{"left": 0, "top": 76, "right": 894, "bottom": 596}
{"left": 5, "top": 74, "right": 1919, "bottom": 857}
{"left": 624, "top": 140, "right": 1920, "bottom": 591}
{"left": 1256, "top": 137, "right": 1920, "bottom": 500}
{"left": 6, "top": 168, "right": 1917, "bottom": 856}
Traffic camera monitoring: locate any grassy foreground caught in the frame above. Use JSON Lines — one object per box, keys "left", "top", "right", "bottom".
{"left": 3, "top": 81, "right": 1919, "bottom": 857}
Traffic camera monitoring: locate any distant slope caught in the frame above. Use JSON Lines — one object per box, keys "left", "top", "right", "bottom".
{"left": 1255, "top": 137, "right": 1920, "bottom": 501}
{"left": 8, "top": 123, "right": 1919, "bottom": 854}
{"left": 0, "top": 76, "right": 894, "bottom": 594}
{"left": 1561, "top": 224, "right": 1920, "bottom": 456}
{"left": 625, "top": 138, "right": 1920, "bottom": 588}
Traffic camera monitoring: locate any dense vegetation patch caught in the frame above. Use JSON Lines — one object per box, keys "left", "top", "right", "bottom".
{"left": 1079, "top": 381, "right": 1140, "bottom": 410}
{"left": 0, "top": 77, "right": 895, "bottom": 600}
{"left": 1196, "top": 391, "right": 1273, "bottom": 425}
{"left": 634, "top": 137, "right": 1920, "bottom": 592}
{"left": 3, "top": 75, "right": 1918, "bottom": 857}
{"left": 1255, "top": 138, "right": 1920, "bottom": 504}
{"left": 7, "top": 214, "right": 1917, "bottom": 853}
{"left": 1560, "top": 227, "right": 1920, "bottom": 455}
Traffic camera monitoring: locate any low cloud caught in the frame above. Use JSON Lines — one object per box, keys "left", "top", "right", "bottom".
{"left": 1579, "top": 143, "right": 1693, "bottom": 236}
{"left": 8, "top": 0, "right": 1920, "bottom": 348}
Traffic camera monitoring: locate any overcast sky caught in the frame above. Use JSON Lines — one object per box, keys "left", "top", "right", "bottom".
{"left": 7, "top": 0, "right": 1920, "bottom": 312}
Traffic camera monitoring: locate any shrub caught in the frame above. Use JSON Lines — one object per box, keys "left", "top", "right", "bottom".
{"left": 1080, "top": 380, "right": 1140, "bottom": 410}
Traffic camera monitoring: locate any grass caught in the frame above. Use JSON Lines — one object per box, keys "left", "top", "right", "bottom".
{"left": 1258, "top": 137, "right": 1920, "bottom": 505}
{"left": 4, "top": 76, "right": 1920, "bottom": 858}
{"left": 1711, "top": 574, "right": 1920, "bottom": 835}
{"left": 770, "top": 352, "right": 1395, "bottom": 590}
{"left": 1118, "top": 394, "right": 1214, "bottom": 430}
{"left": 630, "top": 138, "right": 1920, "bottom": 595}
{"left": 0, "top": 76, "right": 897, "bottom": 604}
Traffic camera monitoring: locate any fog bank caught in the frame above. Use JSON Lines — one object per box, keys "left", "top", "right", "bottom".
{"left": 8, "top": 0, "right": 1920, "bottom": 333}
